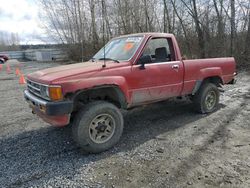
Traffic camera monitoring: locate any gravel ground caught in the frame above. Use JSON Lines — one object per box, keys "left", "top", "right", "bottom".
{"left": 0, "top": 60, "right": 250, "bottom": 188}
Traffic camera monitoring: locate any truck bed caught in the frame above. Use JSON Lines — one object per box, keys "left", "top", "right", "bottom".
{"left": 181, "top": 57, "right": 236, "bottom": 95}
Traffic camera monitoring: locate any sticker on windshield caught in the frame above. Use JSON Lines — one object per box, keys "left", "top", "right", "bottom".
{"left": 124, "top": 42, "right": 135, "bottom": 51}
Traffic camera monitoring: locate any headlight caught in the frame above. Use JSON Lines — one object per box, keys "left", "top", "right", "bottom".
{"left": 48, "top": 86, "right": 63, "bottom": 101}
{"left": 40, "top": 85, "right": 49, "bottom": 99}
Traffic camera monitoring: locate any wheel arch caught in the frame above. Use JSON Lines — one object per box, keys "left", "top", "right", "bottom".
{"left": 70, "top": 85, "right": 128, "bottom": 110}
{"left": 192, "top": 76, "right": 223, "bottom": 95}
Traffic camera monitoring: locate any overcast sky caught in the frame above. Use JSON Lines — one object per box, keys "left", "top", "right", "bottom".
{"left": 0, "top": 0, "right": 48, "bottom": 44}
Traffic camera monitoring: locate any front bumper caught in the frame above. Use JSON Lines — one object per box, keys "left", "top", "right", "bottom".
{"left": 24, "top": 90, "right": 73, "bottom": 126}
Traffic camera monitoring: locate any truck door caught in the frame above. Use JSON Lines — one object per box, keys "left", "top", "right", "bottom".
{"left": 130, "top": 37, "right": 184, "bottom": 105}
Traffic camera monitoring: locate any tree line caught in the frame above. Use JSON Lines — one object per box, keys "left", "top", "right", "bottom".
{"left": 0, "top": 31, "right": 20, "bottom": 51}
{"left": 39, "top": 0, "right": 250, "bottom": 66}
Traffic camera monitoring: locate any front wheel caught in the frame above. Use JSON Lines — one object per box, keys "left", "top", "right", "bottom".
{"left": 72, "top": 101, "right": 124, "bottom": 153}
{"left": 193, "top": 83, "right": 220, "bottom": 114}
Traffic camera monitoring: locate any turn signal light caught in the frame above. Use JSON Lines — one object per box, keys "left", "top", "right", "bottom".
{"left": 49, "top": 86, "right": 63, "bottom": 101}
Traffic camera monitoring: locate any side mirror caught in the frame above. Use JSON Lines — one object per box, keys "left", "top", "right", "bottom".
{"left": 138, "top": 55, "right": 151, "bottom": 69}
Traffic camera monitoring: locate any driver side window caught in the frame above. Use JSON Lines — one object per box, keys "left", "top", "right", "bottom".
{"left": 142, "top": 38, "right": 171, "bottom": 63}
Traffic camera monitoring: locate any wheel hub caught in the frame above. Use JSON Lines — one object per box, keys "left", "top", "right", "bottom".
{"left": 96, "top": 123, "right": 107, "bottom": 132}
{"left": 205, "top": 91, "right": 216, "bottom": 110}
{"left": 89, "top": 114, "right": 115, "bottom": 144}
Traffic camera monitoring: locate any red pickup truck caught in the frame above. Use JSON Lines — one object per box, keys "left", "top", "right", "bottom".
{"left": 24, "top": 33, "right": 236, "bottom": 153}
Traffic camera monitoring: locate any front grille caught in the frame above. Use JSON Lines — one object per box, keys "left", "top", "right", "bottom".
{"left": 27, "top": 80, "right": 44, "bottom": 99}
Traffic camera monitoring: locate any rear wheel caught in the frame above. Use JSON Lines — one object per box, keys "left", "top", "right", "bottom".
{"left": 193, "top": 83, "right": 220, "bottom": 114}
{"left": 72, "top": 101, "right": 124, "bottom": 153}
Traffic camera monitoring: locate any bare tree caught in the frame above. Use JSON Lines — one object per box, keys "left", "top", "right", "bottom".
{"left": 0, "top": 31, "right": 20, "bottom": 51}
{"left": 230, "top": 0, "right": 236, "bottom": 56}
{"left": 245, "top": 12, "right": 250, "bottom": 61}
{"left": 37, "top": 0, "right": 250, "bottom": 65}
{"left": 180, "top": 0, "right": 206, "bottom": 58}
{"left": 213, "top": 0, "right": 226, "bottom": 56}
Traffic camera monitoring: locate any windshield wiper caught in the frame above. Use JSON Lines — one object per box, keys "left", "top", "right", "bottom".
{"left": 90, "top": 57, "right": 96, "bottom": 62}
{"left": 99, "top": 58, "right": 120, "bottom": 63}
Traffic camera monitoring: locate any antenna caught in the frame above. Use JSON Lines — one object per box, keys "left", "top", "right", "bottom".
{"left": 101, "top": 0, "right": 106, "bottom": 68}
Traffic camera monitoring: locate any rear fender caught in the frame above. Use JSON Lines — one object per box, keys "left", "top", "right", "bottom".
{"left": 192, "top": 67, "right": 223, "bottom": 95}
{"left": 199, "top": 67, "right": 223, "bottom": 82}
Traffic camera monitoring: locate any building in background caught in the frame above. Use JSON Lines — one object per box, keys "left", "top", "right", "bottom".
{"left": 0, "top": 48, "right": 67, "bottom": 62}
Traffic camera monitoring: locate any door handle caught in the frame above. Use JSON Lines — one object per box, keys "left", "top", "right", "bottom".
{"left": 172, "top": 64, "right": 179, "bottom": 69}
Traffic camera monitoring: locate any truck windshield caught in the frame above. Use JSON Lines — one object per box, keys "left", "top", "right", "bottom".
{"left": 93, "top": 36, "right": 143, "bottom": 61}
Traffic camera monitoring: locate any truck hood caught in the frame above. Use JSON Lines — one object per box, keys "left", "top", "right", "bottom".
{"left": 27, "top": 61, "right": 124, "bottom": 84}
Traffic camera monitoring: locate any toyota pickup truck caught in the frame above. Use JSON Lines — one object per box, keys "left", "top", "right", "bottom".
{"left": 24, "top": 33, "right": 236, "bottom": 153}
